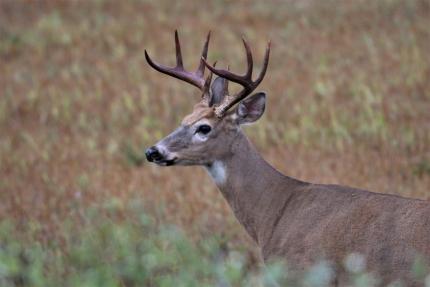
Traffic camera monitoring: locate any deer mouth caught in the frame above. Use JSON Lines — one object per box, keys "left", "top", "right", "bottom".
{"left": 154, "top": 157, "right": 177, "bottom": 166}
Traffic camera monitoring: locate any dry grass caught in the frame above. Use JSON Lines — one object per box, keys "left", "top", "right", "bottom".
{"left": 0, "top": 0, "right": 429, "bottom": 253}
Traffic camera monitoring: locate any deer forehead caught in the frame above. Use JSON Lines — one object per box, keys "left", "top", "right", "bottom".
{"left": 181, "top": 103, "right": 216, "bottom": 126}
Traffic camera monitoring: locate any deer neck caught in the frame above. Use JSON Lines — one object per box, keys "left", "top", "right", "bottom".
{"left": 205, "top": 131, "right": 305, "bottom": 244}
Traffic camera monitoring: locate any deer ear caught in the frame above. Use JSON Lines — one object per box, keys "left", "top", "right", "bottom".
{"left": 236, "top": 92, "right": 266, "bottom": 125}
{"left": 209, "top": 77, "right": 228, "bottom": 107}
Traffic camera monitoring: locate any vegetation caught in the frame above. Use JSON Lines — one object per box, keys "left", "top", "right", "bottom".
{"left": 0, "top": 0, "right": 429, "bottom": 285}
{"left": 2, "top": 200, "right": 424, "bottom": 287}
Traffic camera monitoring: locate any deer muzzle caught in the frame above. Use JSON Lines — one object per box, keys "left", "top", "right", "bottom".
{"left": 145, "top": 146, "right": 177, "bottom": 166}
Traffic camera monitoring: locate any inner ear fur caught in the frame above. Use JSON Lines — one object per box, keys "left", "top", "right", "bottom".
{"left": 209, "top": 77, "right": 228, "bottom": 107}
{"left": 236, "top": 92, "right": 266, "bottom": 124}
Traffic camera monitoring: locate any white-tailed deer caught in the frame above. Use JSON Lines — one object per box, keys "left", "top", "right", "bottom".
{"left": 144, "top": 31, "right": 430, "bottom": 286}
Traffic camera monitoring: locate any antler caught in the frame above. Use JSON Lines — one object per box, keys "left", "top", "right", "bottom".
{"left": 145, "top": 30, "right": 211, "bottom": 91}
{"left": 202, "top": 38, "right": 271, "bottom": 117}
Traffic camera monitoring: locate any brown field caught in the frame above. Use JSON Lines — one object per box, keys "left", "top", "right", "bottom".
{"left": 1, "top": 0, "right": 429, "bottom": 255}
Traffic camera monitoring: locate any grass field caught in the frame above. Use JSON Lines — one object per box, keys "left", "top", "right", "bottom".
{"left": 1, "top": 0, "right": 429, "bottom": 285}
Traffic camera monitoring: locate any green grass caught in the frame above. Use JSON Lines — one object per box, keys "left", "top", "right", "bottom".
{"left": 3, "top": 199, "right": 427, "bottom": 287}
{"left": 0, "top": 200, "right": 288, "bottom": 287}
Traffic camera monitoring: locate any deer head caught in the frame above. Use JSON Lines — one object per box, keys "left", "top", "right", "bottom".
{"left": 144, "top": 31, "right": 270, "bottom": 167}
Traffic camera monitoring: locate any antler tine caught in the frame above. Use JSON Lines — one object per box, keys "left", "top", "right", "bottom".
{"left": 242, "top": 38, "right": 253, "bottom": 79}
{"left": 202, "top": 61, "right": 216, "bottom": 97}
{"left": 202, "top": 39, "right": 271, "bottom": 117}
{"left": 224, "top": 65, "right": 230, "bottom": 91}
{"left": 254, "top": 41, "right": 271, "bottom": 86}
{"left": 196, "top": 31, "right": 211, "bottom": 78}
{"left": 144, "top": 30, "right": 211, "bottom": 90}
{"left": 174, "top": 30, "right": 184, "bottom": 68}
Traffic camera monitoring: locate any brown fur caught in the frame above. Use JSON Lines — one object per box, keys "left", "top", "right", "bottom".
{"left": 181, "top": 102, "right": 215, "bottom": 125}
{"left": 151, "top": 83, "right": 430, "bottom": 287}
{"left": 214, "top": 131, "right": 430, "bottom": 286}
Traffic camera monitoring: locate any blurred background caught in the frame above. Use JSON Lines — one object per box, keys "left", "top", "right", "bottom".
{"left": 0, "top": 0, "right": 429, "bottom": 285}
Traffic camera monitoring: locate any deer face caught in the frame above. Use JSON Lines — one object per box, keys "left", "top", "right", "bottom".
{"left": 144, "top": 31, "right": 269, "bottom": 166}
{"left": 145, "top": 86, "right": 266, "bottom": 166}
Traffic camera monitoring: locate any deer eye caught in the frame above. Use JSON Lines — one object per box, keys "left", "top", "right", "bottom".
{"left": 196, "top": 124, "right": 212, "bottom": 135}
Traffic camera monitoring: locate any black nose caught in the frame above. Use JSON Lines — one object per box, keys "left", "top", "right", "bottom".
{"left": 145, "top": 146, "right": 163, "bottom": 162}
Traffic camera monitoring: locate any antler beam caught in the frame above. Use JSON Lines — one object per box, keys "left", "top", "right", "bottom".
{"left": 145, "top": 30, "right": 211, "bottom": 90}
{"left": 202, "top": 39, "right": 271, "bottom": 117}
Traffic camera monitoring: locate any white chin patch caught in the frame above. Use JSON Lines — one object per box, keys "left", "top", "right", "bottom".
{"left": 205, "top": 161, "right": 226, "bottom": 185}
